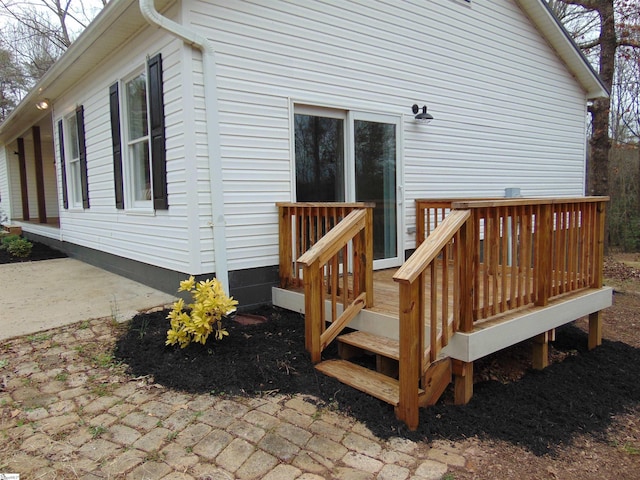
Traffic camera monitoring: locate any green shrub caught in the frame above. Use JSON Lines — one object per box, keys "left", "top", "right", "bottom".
{"left": 0, "top": 234, "right": 20, "bottom": 250}
{"left": 6, "top": 237, "right": 32, "bottom": 258}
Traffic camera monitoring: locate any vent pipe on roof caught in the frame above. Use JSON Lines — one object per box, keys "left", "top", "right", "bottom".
{"left": 139, "top": 0, "right": 229, "bottom": 295}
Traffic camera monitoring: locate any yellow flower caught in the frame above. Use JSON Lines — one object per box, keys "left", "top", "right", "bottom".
{"left": 166, "top": 276, "right": 238, "bottom": 348}
{"left": 178, "top": 276, "right": 196, "bottom": 293}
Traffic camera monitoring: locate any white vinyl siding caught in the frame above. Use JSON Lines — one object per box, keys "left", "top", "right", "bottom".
{"left": 52, "top": 13, "right": 203, "bottom": 274}
{"left": 27, "top": 0, "right": 591, "bottom": 279}
{"left": 189, "top": 0, "right": 589, "bottom": 269}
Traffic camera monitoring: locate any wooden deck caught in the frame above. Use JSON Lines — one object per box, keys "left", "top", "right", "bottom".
{"left": 272, "top": 267, "right": 612, "bottom": 359}
{"left": 276, "top": 198, "right": 612, "bottom": 430}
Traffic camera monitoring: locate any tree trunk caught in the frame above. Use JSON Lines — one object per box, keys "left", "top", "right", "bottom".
{"left": 587, "top": 0, "right": 615, "bottom": 199}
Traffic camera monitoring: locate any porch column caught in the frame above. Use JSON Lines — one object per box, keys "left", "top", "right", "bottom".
{"left": 32, "top": 126, "right": 47, "bottom": 223}
{"left": 17, "top": 138, "right": 30, "bottom": 221}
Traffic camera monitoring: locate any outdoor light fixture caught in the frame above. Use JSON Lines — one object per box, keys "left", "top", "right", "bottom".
{"left": 412, "top": 104, "right": 433, "bottom": 123}
{"left": 35, "top": 99, "right": 51, "bottom": 110}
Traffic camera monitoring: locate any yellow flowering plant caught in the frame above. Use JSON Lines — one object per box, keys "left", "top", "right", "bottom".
{"left": 166, "top": 276, "right": 239, "bottom": 348}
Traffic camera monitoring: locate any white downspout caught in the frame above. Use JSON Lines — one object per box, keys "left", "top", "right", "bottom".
{"left": 139, "top": 0, "right": 229, "bottom": 294}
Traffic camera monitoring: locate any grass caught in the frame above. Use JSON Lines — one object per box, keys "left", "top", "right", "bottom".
{"left": 92, "top": 352, "right": 116, "bottom": 368}
{"left": 0, "top": 359, "right": 8, "bottom": 368}
{"left": 89, "top": 425, "right": 108, "bottom": 439}
{"left": 91, "top": 383, "right": 113, "bottom": 397}
{"left": 27, "top": 333, "right": 52, "bottom": 342}
{"left": 622, "top": 443, "right": 640, "bottom": 455}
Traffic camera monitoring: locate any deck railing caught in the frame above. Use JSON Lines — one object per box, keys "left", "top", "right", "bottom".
{"left": 278, "top": 202, "right": 374, "bottom": 362}
{"left": 450, "top": 197, "right": 607, "bottom": 319}
{"left": 395, "top": 196, "right": 607, "bottom": 428}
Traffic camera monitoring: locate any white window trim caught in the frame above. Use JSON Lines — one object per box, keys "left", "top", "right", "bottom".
{"left": 63, "top": 110, "right": 83, "bottom": 210}
{"left": 121, "top": 67, "right": 154, "bottom": 213}
{"left": 291, "top": 102, "right": 405, "bottom": 269}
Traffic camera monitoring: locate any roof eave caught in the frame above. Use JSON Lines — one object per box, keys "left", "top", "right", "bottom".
{"left": 515, "top": 0, "right": 609, "bottom": 100}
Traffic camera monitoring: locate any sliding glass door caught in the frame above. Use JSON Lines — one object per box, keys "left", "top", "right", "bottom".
{"left": 294, "top": 107, "right": 402, "bottom": 268}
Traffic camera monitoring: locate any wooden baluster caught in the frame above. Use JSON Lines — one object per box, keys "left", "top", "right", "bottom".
{"left": 364, "top": 207, "right": 374, "bottom": 308}
{"left": 535, "top": 204, "right": 552, "bottom": 307}
{"left": 460, "top": 216, "right": 474, "bottom": 332}
{"left": 500, "top": 207, "right": 508, "bottom": 313}
{"left": 509, "top": 205, "right": 518, "bottom": 309}
{"left": 430, "top": 261, "right": 437, "bottom": 362}
{"left": 441, "top": 243, "right": 449, "bottom": 347}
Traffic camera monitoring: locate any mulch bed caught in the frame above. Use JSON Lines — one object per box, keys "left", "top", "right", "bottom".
{"left": 114, "top": 301, "right": 640, "bottom": 456}
{"left": 0, "top": 239, "right": 67, "bottom": 264}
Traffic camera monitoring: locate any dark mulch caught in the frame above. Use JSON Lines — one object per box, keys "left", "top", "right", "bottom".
{"left": 0, "top": 238, "right": 67, "bottom": 264}
{"left": 114, "top": 303, "right": 640, "bottom": 456}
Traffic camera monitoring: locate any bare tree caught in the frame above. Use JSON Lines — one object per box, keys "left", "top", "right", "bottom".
{"left": 0, "top": 45, "right": 27, "bottom": 122}
{"left": 0, "top": 0, "right": 105, "bottom": 117}
{"left": 548, "top": 0, "right": 640, "bottom": 198}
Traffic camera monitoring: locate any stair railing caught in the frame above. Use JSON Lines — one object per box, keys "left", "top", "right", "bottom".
{"left": 393, "top": 209, "right": 473, "bottom": 430}
{"left": 284, "top": 205, "right": 374, "bottom": 363}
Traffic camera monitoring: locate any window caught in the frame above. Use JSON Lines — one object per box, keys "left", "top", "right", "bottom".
{"left": 58, "top": 106, "right": 89, "bottom": 209}
{"left": 110, "top": 53, "right": 167, "bottom": 211}
{"left": 125, "top": 71, "right": 152, "bottom": 205}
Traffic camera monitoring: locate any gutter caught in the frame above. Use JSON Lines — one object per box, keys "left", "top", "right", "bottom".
{"left": 139, "top": 0, "right": 230, "bottom": 294}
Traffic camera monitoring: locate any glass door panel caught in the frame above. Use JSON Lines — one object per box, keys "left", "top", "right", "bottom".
{"left": 354, "top": 119, "right": 399, "bottom": 264}
{"left": 294, "top": 114, "right": 345, "bottom": 202}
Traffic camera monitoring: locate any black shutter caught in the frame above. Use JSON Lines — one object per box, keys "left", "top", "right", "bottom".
{"left": 57, "top": 119, "right": 69, "bottom": 209}
{"left": 110, "top": 82, "right": 125, "bottom": 210}
{"left": 147, "top": 53, "right": 168, "bottom": 210}
{"left": 76, "top": 105, "right": 90, "bottom": 209}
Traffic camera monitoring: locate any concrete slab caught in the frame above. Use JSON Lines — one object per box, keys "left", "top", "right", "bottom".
{"left": 1, "top": 257, "right": 176, "bottom": 341}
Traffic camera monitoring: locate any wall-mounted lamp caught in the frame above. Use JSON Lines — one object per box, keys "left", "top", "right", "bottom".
{"left": 35, "top": 99, "right": 51, "bottom": 110}
{"left": 412, "top": 104, "right": 433, "bottom": 124}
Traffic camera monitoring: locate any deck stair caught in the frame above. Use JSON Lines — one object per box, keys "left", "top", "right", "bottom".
{"left": 315, "top": 331, "right": 453, "bottom": 409}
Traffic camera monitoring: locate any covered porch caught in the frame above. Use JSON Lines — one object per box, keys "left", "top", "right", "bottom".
{"left": 272, "top": 197, "right": 612, "bottom": 429}
{"left": 1, "top": 112, "right": 61, "bottom": 240}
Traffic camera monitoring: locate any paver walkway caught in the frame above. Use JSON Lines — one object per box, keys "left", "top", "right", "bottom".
{"left": 0, "top": 314, "right": 474, "bottom": 479}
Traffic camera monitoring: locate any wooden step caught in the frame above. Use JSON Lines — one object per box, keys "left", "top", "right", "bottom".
{"left": 315, "top": 359, "right": 403, "bottom": 406}
{"left": 338, "top": 331, "right": 399, "bottom": 360}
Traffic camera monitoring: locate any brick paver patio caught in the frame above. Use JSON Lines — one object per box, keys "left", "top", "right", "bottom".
{"left": 0, "top": 315, "right": 471, "bottom": 479}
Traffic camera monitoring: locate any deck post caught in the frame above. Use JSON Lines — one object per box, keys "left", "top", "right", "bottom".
{"left": 532, "top": 331, "right": 551, "bottom": 370}
{"left": 397, "top": 280, "right": 422, "bottom": 430}
{"left": 278, "top": 205, "right": 293, "bottom": 288}
{"left": 535, "top": 204, "right": 552, "bottom": 307}
{"left": 303, "top": 262, "right": 323, "bottom": 363}
{"left": 364, "top": 207, "right": 374, "bottom": 308}
{"left": 588, "top": 311, "right": 603, "bottom": 350}
{"left": 452, "top": 359, "right": 473, "bottom": 405}
{"left": 458, "top": 217, "right": 475, "bottom": 332}
{"left": 588, "top": 201, "right": 606, "bottom": 350}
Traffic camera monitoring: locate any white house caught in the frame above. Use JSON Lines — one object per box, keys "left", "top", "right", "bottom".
{"left": 0, "top": 0, "right": 607, "bottom": 308}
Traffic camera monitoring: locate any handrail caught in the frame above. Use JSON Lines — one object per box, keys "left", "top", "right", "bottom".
{"left": 394, "top": 210, "right": 471, "bottom": 285}
{"left": 282, "top": 204, "right": 373, "bottom": 363}
{"left": 451, "top": 196, "right": 609, "bottom": 208}
{"left": 298, "top": 210, "right": 367, "bottom": 267}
